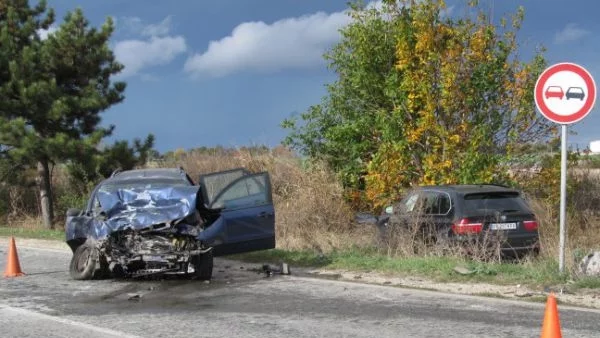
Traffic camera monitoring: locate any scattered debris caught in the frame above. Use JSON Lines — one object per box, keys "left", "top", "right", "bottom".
{"left": 127, "top": 293, "right": 142, "bottom": 301}
{"left": 453, "top": 266, "right": 475, "bottom": 275}
{"left": 577, "top": 251, "right": 600, "bottom": 277}
{"left": 257, "top": 263, "right": 292, "bottom": 277}
{"left": 515, "top": 291, "right": 534, "bottom": 298}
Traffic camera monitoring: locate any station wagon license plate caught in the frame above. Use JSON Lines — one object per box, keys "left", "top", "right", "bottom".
{"left": 489, "top": 222, "right": 517, "bottom": 230}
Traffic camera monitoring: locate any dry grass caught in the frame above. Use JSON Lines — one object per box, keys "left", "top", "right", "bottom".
{"left": 2, "top": 149, "right": 600, "bottom": 267}
{"left": 526, "top": 168, "right": 600, "bottom": 272}
{"left": 378, "top": 217, "right": 509, "bottom": 263}
{"left": 157, "top": 148, "right": 370, "bottom": 253}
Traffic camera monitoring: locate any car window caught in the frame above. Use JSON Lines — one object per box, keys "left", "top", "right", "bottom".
{"left": 200, "top": 169, "right": 247, "bottom": 206}
{"left": 92, "top": 197, "right": 101, "bottom": 211}
{"left": 420, "top": 191, "right": 452, "bottom": 215}
{"left": 402, "top": 193, "right": 419, "bottom": 212}
{"left": 463, "top": 192, "right": 529, "bottom": 212}
{"left": 211, "top": 174, "right": 270, "bottom": 210}
{"left": 99, "top": 179, "right": 189, "bottom": 193}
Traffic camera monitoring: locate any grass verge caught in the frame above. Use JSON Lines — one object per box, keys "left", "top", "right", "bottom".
{"left": 2, "top": 227, "right": 596, "bottom": 290}
{"left": 0, "top": 227, "right": 64, "bottom": 241}
{"left": 235, "top": 246, "right": 572, "bottom": 288}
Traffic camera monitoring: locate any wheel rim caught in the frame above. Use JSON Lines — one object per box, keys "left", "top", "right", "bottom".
{"left": 76, "top": 247, "right": 92, "bottom": 272}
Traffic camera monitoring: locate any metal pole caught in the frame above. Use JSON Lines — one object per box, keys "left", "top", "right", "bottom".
{"left": 559, "top": 124, "right": 567, "bottom": 273}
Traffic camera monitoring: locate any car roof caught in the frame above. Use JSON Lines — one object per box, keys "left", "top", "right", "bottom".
{"left": 106, "top": 168, "right": 190, "bottom": 183}
{"left": 417, "top": 184, "right": 521, "bottom": 195}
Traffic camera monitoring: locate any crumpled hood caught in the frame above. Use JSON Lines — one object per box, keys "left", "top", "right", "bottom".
{"left": 96, "top": 185, "right": 199, "bottom": 230}
{"left": 65, "top": 185, "right": 201, "bottom": 241}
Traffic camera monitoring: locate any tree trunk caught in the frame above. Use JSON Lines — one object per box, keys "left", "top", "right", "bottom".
{"left": 37, "top": 159, "right": 54, "bottom": 229}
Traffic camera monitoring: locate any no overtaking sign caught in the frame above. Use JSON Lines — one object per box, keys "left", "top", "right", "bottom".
{"left": 534, "top": 62, "right": 596, "bottom": 273}
{"left": 534, "top": 62, "right": 596, "bottom": 124}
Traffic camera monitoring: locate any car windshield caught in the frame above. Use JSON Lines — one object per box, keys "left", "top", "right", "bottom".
{"left": 547, "top": 86, "right": 561, "bottom": 91}
{"left": 568, "top": 87, "right": 583, "bottom": 93}
{"left": 99, "top": 179, "right": 189, "bottom": 193}
{"left": 462, "top": 192, "right": 529, "bottom": 213}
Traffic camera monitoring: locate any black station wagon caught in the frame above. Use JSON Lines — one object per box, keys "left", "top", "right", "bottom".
{"left": 377, "top": 184, "right": 540, "bottom": 256}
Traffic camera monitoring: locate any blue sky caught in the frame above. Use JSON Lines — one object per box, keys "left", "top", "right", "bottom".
{"left": 42, "top": 0, "right": 600, "bottom": 153}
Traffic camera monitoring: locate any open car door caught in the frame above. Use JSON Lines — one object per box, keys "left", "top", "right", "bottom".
{"left": 197, "top": 169, "right": 275, "bottom": 256}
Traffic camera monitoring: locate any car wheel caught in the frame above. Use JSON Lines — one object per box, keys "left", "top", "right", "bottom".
{"left": 192, "top": 250, "right": 214, "bottom": 281}
{"left": 69, "top": 243, "right": 98, "bottom": 280}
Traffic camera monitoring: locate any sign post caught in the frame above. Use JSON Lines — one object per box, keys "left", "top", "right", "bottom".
{"left": 534, "top": 62, "right": 596, "bottom": 273}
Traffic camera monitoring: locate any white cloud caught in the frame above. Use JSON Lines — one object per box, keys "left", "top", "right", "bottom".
{"left": 184, "top": 10, "right": 352, "bottom": 78}
{"left": 186, "top": 1, "right": 401, "bottom": 79}
{"left": 554, "top": 23, "right": 590, "bottom": 44}
{"left": 38, "top": 25, "right": 57, "bottom": 40}
{"left": 142, "top": 16, "right": 173, "bottom": 37}
{"left": 183, "top": 1, "right": 454, "bottom": 78}
{"left": 113, "top": 16, "right": 187, "bottom": 78}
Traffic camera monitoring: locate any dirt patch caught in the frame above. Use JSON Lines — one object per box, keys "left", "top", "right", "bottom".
{"left": 294, "top": 268, "right": 600, "bottom": 309}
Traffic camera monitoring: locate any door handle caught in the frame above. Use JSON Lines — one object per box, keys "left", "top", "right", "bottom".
{"left": 258, "top": 212, "right": 273, "bottom": 218}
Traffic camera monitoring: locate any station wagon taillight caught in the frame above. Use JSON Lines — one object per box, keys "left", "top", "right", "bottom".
{"left": 523, "top": 220, "right": 538, "bottom": 231}
{"left": 452, "top": 218, "right": 483, "bottom": 235}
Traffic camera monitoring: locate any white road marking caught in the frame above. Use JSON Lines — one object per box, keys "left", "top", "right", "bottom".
{"left": 0, "top": 305, "right": 142, "bottom": 338}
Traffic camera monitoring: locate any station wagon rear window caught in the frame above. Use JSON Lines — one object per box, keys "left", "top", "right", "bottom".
{"left": 463, "top": 192, "right": 529, "bottom": 212}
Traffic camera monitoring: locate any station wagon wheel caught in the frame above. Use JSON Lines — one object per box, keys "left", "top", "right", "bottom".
{"left": 69, "top": 243, "right": 98, "bottom": 280}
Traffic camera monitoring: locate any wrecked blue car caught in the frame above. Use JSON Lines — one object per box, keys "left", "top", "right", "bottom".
{"left": 65, "top": 167, "right": 275, "bottom": 280}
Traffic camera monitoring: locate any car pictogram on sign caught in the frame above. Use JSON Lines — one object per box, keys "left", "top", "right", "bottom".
{"left": 534, "top": 62, "right": 596, "bottom": 125}
{"left": 545, "top": 86, "right": 564, "bottom": 99}
{"left": 565, "top": 87, "right": 585, "bottom": 100}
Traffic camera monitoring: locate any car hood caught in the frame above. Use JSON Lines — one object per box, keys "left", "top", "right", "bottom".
{"left": 66, "top": 185, "right": 201, "bottom": 241}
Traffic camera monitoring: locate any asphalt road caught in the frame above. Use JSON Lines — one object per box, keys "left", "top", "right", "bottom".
{"left": 1, "top": 242, "right": 599, "bottom": 337}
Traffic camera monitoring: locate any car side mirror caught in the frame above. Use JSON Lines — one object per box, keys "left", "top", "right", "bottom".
{"left": 354, "top": 212, "right": 378, "bottom": 225}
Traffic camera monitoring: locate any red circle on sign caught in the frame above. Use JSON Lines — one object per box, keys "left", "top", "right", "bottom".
{"left": 534, "top": 63, "right": 596, "bottom": 124}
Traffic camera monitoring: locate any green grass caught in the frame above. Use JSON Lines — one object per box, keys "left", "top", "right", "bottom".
{"left": 572, "top": 277, "right": 600, "bottom": 290}
{"left": 1, "top": 226, "right": 586, "bottom": 289}
{"left": 235, "top": 246, "right": 569, "bottom": 287}
{"left": 0, "top": 227, "right": 64, "bottom": 241}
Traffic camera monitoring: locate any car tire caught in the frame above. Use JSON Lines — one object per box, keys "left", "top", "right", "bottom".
{"left": 69, "top": 243, "right": 98, "bottom": 280}
{"left": 192, "top": 250, "right": 214, "bottom": 281}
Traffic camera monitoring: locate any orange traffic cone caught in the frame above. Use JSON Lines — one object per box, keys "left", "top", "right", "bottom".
{"left": 540, "top": 293, "right": 562, "bottom": 338}
{"left": 3, "top": 236, "right": 25, "bottom": 277}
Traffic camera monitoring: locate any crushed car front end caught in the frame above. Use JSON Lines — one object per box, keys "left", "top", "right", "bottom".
{"left": 65, "top": 172, "right": 213, "bottom": 279}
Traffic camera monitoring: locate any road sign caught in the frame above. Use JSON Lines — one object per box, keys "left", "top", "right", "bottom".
{"left": 534, "top": 63, "right": 596, "bottom": 124}
{"left": 534, "top": 62, "right": 596, "bottom": 273}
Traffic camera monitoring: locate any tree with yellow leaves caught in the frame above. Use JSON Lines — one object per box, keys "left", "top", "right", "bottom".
{"left": 283, "top": 0, "right": 554, "bottom": 209}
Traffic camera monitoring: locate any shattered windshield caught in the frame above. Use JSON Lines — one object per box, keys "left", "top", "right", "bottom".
{"left": 99, "top": 179, "right": 190, "bottom": 193}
